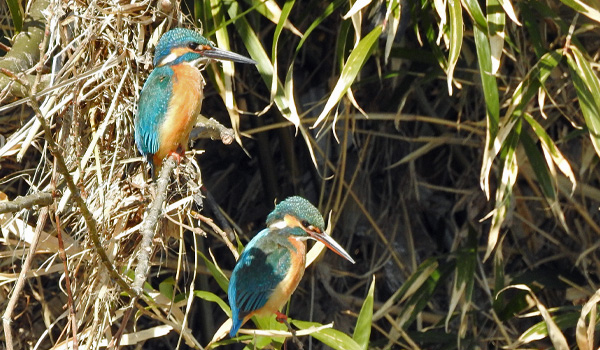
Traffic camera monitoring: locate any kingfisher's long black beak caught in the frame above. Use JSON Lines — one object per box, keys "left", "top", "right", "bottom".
{"left": 309, "top": 230, "right": 356, "bottom": 264}
{"left": 202, "top": 47, "right": 256, "bottom": 65}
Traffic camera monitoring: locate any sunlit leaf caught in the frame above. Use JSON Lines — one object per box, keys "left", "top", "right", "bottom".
{"left": 500, "top": 285, "right": 568, "bottom": 349}
{"left": 496, "top": 0, "right": 522, "bottom": 25}
{"left": 566, "top": 46, "right": 600, "bottom": 158}
{"left": 293, "top": 320, "right": 362, "bottom": 350}
{"left": 480, "top": 50, "right": 562, "bottom": 197}
{"left": 384, "top": 0, "right": 402, "bottom": 64}
{"left": 576, "top": 289, "right": 600, "bottom": 350}
{"left": 250, "top": 0, "right": 302, "bottom": 37}
{"left": 225, "top": 1, "right": 300, "bottom": 127}
{"left": 560, "top": 0, "right": 600, "bottom": 24}
{"left": 484, "top": 119, "right": 521, "bottom": 261}
{"left": 446, "top": 227, "right": 477, "bottom": 338}
{"left": 462, "top": 0, "right": 487, "bottom": 29}
{"left": 313, "top": 26, "right": 382, "bottom": 128}
{"left": 446, "top": 0, "right": 463, "bottom": 95}
{"left": 487, "top": 0, "right": 506, "bottom": 74}
{"left": 193, "top": 290, "right": 231, "bottom": 316}
{"left": 353, "top": 276, "right": 375, "bottom": 349}
{"left": 197, "top": 249, "right": 229, "bottom": 292}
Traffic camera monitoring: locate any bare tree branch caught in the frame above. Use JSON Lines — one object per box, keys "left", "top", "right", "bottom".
{"left": 0, "top": 192, "right": 52, "bottom": 214}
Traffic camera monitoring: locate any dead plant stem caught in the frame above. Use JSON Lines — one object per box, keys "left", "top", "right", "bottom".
{"left": 2, "top": 207, "right": 48, "bottom": 350}
{"left": 0, "top": 68, "right": 135, "bottom": 295}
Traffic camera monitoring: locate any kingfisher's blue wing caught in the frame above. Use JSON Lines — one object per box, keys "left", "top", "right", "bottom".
{"left": 134, "top": 66, "right": 174, "bottom": 161}
{"left": 228, "top": 229, "right": 291, "bottom": 336}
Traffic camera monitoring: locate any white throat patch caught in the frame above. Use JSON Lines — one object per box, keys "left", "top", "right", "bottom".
{"left": 268, "top": 220, "right": 288, "bottom": 229}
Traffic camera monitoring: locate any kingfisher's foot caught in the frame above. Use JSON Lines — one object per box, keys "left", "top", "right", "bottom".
{"left": 167, "top": 151, "right": 183, "bottom": 164}
{"left": 275, "top": 311, "right": 288, "bottom": 323}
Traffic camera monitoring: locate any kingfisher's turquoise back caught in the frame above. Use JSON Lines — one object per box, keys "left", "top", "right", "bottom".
{"left": 228, "top": 228, "right": 297, "bottom": 336}
{"left": 134, "top": 66, "right": 174, "bottom": 169}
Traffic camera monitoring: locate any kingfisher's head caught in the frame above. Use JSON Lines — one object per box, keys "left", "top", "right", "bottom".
{"left": 153, "top": 28, "right": 256, "bottom": 67}
{"left": 266, "top": 196, "right": 355, "bottom": 264}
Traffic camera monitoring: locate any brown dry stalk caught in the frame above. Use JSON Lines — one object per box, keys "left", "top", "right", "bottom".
{"left": 2, "top": 207, "right": 48, "bottom": 350}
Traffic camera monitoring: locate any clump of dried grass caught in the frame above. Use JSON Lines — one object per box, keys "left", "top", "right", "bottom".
{"left": 0, "top": 1, "right": 214, "bottom": 348}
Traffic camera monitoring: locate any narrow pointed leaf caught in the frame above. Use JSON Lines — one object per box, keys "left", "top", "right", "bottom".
{"left": 446, "top": 0, "right": 463, "bottom": 95}
{"left": 313, "top": 25, "right": 382, "bottom": 128}
{"left": 293, "top": 320, "right": 362, "bottom": 350}
{"left": 353, "top": 276, "right": 375, "bottom": 349}
{"left": 566, "top": 47, "right": 600, "bottom": 158}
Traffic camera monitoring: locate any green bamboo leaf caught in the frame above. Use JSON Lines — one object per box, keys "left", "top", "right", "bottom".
{"left": 566, "top": 46, "right": 600, "bottom": 158}
{"left": 521, "top": 131, "right": 556, "bottom": 201}
{"left": 270, "top": 0, "right": 295, "bottom": 100}
{"left": 197, "top": 249, "right": 230, "bottom": 292}
{"left": 560, "top": 0, "right": 600, "bottom": 24}
{"left": 487, "top": 0, "right": 506, "bottom": 74}
{"left": 462, "top": 0, "right": 487, "bottom": 29}
{"left": 312, "top": 25, "right": 382, "bottom": 128}
{"left": 384, "top": 0, "right": 401, "bottom": 64}
{"left": 293, "top": 320, "right": 362, "bottom": 350}
{"left": 473, "top": 25, "right": 500, "bottom": 144}
{"left": 523, "top": 112, "right": 576, "bottom": 191}
{"left": 484, "top": 119, "right": 521, "bottom": 260}
{"left": 353, "top": 276, "right": 375, "bottom": 349}
{"left": 446, "top": 0, "right": 463, "bottom": 95}
{"left": 373, "top": 258, "right": 439, "bottom": 321}
{"left": 159, "top": 276, "right": 176, "bottom": 300}
{"left": 521, "top": 128, "right": 570, "bottom": 232}
{"left": 480, "top": 50, "right": 561, "bottom": 197}
{"left": 397, "top": 263, "right": 448, "bottom": 329}
{"left": 502, "top": 285, "right": 568, "bottom": 349}
{"left": 7, "top": 0, "right": 22, "bottom": 32}
{"left": 193, "top": 290, "right": 231, "bottom": 316}
{"left": 496, "top": 0, "right": 521, "bottom": 25}
{"left": 209, "top": 0, "right": 244, "bottom": 142}
{"left": 446, "top": 227, "right": 477, "bottom": 337}
{"left": 249, "top": 0, "right": 302, "bottom": 37}
{"left": 520, "top": 312, "right": 579, "bottom": 345}
{"left": 225, "top": 1, "right": 300, "bottom": 127}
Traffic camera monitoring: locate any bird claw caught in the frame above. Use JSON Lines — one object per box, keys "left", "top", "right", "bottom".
{"left": 167, "top": 150, "right": 183, "bottom": 163}
{"left": 275, "top": 311, "right": 288, "bottom": 323}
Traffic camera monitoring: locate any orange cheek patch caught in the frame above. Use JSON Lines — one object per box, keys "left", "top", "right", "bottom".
{"left": 284, "top": 215, "right": 303, "bottom": 229}
{"left": 171, "top": 47, "right": 192, "bottom": 56}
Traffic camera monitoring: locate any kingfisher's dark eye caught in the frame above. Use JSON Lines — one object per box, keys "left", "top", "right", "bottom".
{"left": 301, "top": 220, "right": 309, "bottom": 228}
{"left": 188, "top": 42, "right": 198, "bottom": 50}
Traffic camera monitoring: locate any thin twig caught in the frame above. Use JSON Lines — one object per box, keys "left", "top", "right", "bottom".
{"left": 0, "top": 192, "right": 52, "bottom": 214}
{"left": 2, "top": 207, "right": 48, "bottom": 350}
{"left": 193, "top": 211, "right": 239, "bottom": 260}
{"left": 52, "top": 160, "right": 78, "bottom": 350}
{"left": 201, "top": 187, "right": 235, "bottom": 241}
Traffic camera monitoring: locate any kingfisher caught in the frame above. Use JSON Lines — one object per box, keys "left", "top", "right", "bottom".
{"left": 228, "top": 196, "right": 355, "bottom": 337}
{"left": 135, "top": 28, "right": 256, "bottom": 177}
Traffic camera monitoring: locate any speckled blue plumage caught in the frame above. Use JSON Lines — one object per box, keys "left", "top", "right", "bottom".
{"left": 266, "top": 196, "right": 324, "bottom": 230}
{"left": 153, "top": 28, "right": 212, "bottom": 66}
{"left": 134, "top": 65, "right": 174, "bottom": 172}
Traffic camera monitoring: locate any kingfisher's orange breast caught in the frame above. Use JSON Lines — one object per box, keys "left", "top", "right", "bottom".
{"left": 251, "top": 236, "right": 307, "bottom": 318}
{"left": 154, "top": 63, "right": 205, "bottom": 166}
